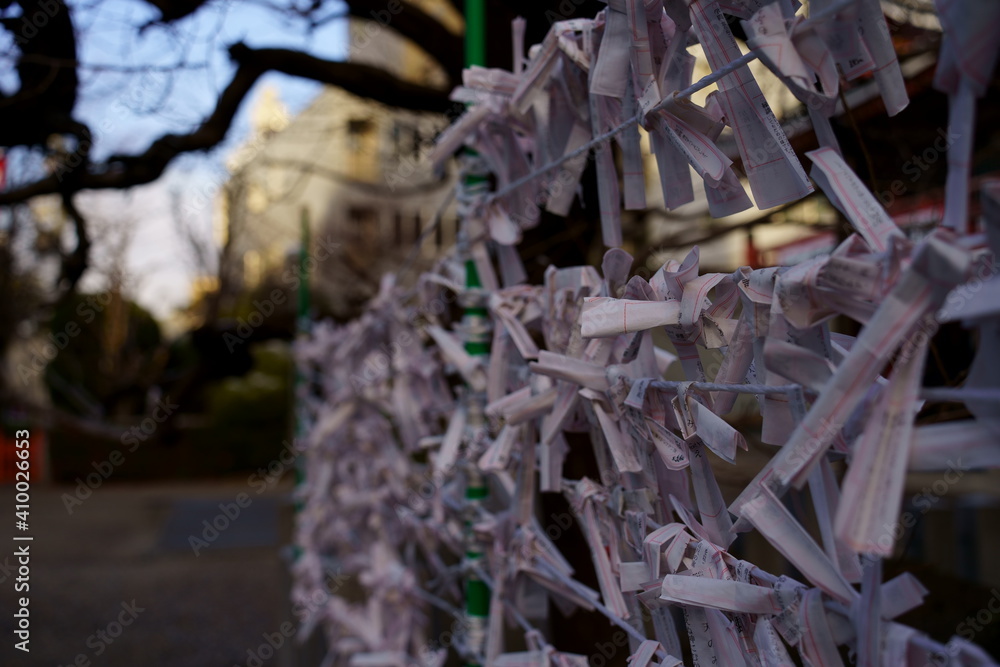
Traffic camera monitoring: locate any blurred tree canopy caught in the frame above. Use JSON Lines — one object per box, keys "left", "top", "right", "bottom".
{"left": 44, "top": 290, "right": 164, "bottom": 417}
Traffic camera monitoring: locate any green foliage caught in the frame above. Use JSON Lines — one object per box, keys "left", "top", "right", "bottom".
{"left": 196, "top": 340, "right": 293, "bottom": 471}
{"left": 44, "top": 292, "right": 163, "bottom": 417}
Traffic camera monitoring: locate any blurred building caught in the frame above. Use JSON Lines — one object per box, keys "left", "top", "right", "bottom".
{"left": 213, "top": 1, "right": 462, "bottom": 320}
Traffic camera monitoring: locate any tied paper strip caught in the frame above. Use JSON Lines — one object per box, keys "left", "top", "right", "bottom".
{"left": 932, "top": 0, "right": 1000, "bottom": 229}
{"left": 688, "top": 0, "right": 813, "bottom": 209}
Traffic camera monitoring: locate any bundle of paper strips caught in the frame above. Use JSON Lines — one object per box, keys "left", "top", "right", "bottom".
{"left": 291, "top": 1, "right": 1000, "bottom": 665}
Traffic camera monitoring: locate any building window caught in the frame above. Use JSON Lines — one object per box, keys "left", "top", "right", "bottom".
{"left": 392, "top": 123, "right": 404, "bottom": 156}
{"left": 393, "top": 211, "right": 403, "bottom": 245}
{"left": 348, "top": 207, "right": 377, "bottom": 245}
{"left": 411, "top": 128, "right": 422, "bottom": 157}
{"left": 346, "top": 118, "right": 372, "bottom": 152}
{"left": 347, "top": 118, "right": 376, "bottom": 181}
{"left": 392, "top": 122, "right": 421, "bottom": 160}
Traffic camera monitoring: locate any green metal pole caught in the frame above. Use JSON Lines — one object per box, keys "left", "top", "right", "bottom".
{"left": 297, "top": 207, "right": 311, "bottom": 337}
{"left": 461, "top": 3, "right": 489, "bottom": 665}
{"left": 461, "top": 262, "right": 490, "bottom": 667}
{"left": 464, "top": 0, "right": 486, "bottom": 70}
{"left": 294, "top": 207, "right": 310, "bottom": 516}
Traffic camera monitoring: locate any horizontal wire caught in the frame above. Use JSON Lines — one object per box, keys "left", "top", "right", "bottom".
{"left": 475, "top": 0, "right": 857, "bottom": 207}
{"left": 482, "top": 50, "right": 757, "bottom": 204}
{"left": 650, "top": 380, "right": 803, "bottom": 395}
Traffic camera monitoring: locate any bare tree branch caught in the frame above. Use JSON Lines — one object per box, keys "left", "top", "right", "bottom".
{"left": 259, "top": 157, "right": 450, "bottom": 196}
{"left": 58, "top": 191, "right": 91, "bottom": 293}
{"left": 229, "top": 44, "right": 454, "bottom": 112}
{"left": 341, "top": 0, "right": 463, "bottom": 81}
{"left": 134, "top": 0, "right": 462, "bottom": 78}
{"left": 138, "top": 0, "right": 209, "bottom": 24}
{"left": 0, "top": 0, "right": 79, "bottom": 148}
{"left": 0, "top": 44, "right": 454, "bottom": 205}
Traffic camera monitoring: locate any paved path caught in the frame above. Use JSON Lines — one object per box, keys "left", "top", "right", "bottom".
{"left": 0, "top": 478, "right": 303, "bottom": 667}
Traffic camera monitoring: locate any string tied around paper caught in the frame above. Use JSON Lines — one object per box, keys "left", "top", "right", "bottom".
{"left": 476, "top": 0, "right": 856, "bottom": 208}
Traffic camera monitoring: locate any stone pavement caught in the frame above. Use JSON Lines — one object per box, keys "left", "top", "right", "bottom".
{"left": 0, "top": 478, "right": 309, "bottom": 667}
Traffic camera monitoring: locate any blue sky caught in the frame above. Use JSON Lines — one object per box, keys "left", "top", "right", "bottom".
{"left": 70, "top": 0, "right": 348, "bottom": 158}
{"left": 3, "top": 0, "right": 350, "bottom": 322}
